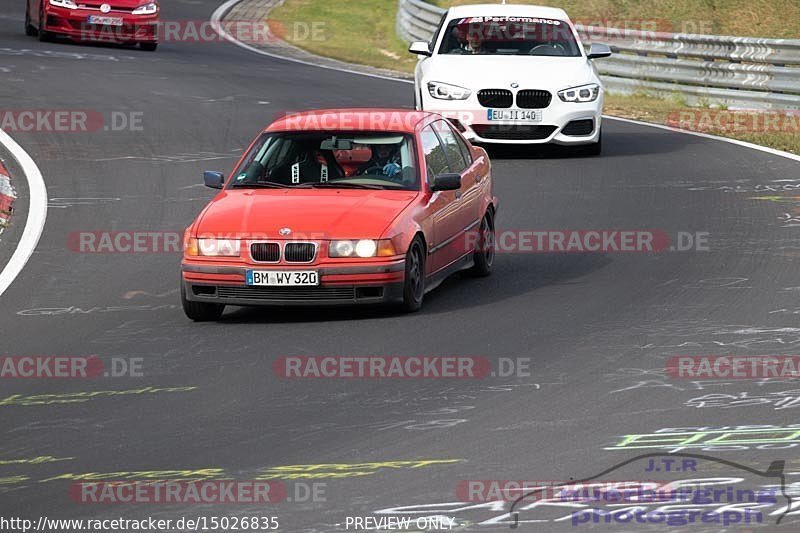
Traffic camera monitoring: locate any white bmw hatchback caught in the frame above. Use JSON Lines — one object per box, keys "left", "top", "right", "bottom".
{"left": 409, "top": 4, "right": 611, "bottom": 154}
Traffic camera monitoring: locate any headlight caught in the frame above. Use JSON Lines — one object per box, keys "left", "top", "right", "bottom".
{"left": 558, "top": 84, "right": 600, "bottom": 103}
{"left": 49, "top": 0, "right": 78, "bottom": 8}
{"left": 427, "top": 82, "right": 472, "bottom": 101}
{"left": 187, "top": 238, "right": 241, "bottom": 257}
{"left": 132, "top": 2, "right": 159, "bottom": 14}
{"left": 329, "top": 239, "right": 396, "bottom": 258}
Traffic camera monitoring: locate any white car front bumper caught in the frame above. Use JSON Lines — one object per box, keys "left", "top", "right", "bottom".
{"left": 419, "top": 90, "right": 603, "bottom": 145}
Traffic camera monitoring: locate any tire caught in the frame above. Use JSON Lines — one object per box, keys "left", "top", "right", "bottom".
{"left": 37, "top": 6, "right": 50, "bottom": 42}
{"left": 25, "top": 7, "right": 37, "bottom": 36}
{"left": 469, "top": 211, "right": 495, "bottom": 277}
{"left": 400, "top": 237, "right": 425, "bottom": 313}
{"left": 140, "top": 42, "right": 158, "bottom": 51}
{"left": 579, "top": 129, "right": 602, "bottom": 156}
{"left": 181, "top": 282, "right": 224, "bottom": 322}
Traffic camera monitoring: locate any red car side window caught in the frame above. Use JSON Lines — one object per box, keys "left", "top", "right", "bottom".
{"left": 421, "top": 125, "right": 450, "bottom": 186}
{"left": 434, "top": 121, "right": 469, "bottom": 174}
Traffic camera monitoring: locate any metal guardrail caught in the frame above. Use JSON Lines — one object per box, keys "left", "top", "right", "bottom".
{"left": 396, "top": 0, "right": 800, "bottom": 109}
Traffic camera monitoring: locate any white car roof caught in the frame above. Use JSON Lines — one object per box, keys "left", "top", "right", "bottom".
{"left": 446, "top": 3, "right": 571, "bottom": 22}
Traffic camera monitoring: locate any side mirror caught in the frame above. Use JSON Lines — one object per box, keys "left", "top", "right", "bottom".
{"left": 587, "top": 43, "right": 612, "bottom": 60}
{"left": 409, "top": 41, "right": 432, "bottom": 57}
{"left": 203, "top": 171, "right": 225, "bottom": 189}
{"left": 431, "top": 173, "right": 461, "bottom": 192}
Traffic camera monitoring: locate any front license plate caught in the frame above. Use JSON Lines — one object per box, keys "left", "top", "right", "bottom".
{"left": 246, "top": 270, "right": 319, "bottom": 287}
{"left": 488, "top": 109, "right": 542, "bottom": 122}
{"left": 87, "top": 16, "right": 124, "bottom": 26}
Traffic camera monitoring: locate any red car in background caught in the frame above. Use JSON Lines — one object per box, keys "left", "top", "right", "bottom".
{"left": 181, "top": 109, "right": 498, "bottom": 321}
{"left": 25, "top": 0, "right": 159, "bottom": 51}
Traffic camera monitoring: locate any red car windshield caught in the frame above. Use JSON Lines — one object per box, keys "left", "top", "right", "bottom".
{"left": 230, "top": 132, "right": 420, "bottom": 191}
{"left": 438, "top": 16, "right": 581, "bottom": 57}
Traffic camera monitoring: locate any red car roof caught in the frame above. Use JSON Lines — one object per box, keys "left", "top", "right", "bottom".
{"left": 266, "top": 108, "right": 436, "bottom": 134}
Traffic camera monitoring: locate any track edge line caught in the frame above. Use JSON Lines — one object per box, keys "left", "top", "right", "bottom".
{"left": 0, "top": 129, "right": 48, "bottom": 297}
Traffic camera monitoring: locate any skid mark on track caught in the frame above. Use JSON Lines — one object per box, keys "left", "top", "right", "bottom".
{"left": 0, "top": 48, "right": 136, "bottom": 61}
{"left": 0, "top": 386, "right": 196, "bottom": 407}
{"left": 0, "top": 456, "right": 74, "bottom": 466}
{"left": 17, "top": 304, "right": 180, "bottom": 316}
{"left": 48, "top": 197, "right": 120, "bottom": 209}
{"left": 122, "top": 289, "right": 179, "bottom": 300}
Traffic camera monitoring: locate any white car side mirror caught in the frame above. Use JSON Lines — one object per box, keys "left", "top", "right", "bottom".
{"left": 587, "top": 43, "right": 612, "bottom": 60}
{"left": 409, "top": 41, "right": 432, "bottom": 57}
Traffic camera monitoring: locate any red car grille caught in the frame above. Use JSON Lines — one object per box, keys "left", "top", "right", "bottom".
{"left": 251, "top": 243, "right": 280, "bottom": 262}
{"left": 285, "top": 243, "right": 316, "bottom": 263}
{"left": 77, "top": 2, "right": 134, "bottom": 13}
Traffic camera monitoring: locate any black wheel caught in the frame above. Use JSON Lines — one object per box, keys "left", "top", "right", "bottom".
{"left": 140, "top": 42, "right": 158, "bottom": 51}
{"left": 25, "top": 7, "right": 37, "bottom": 36}
{"left": 400, "top": 237, "right": 425, "bottom": 312}
{"left": 181, "top": 283, "right": 224, "bottom": 322}
{"left": 470, "top": 211, "right": 495, "bottom": 276}
{"left": 579, "top": 129, "right": 602, "bottom": 156}
{"left": 37, "top": 5, "right": 50, "bottom": 42}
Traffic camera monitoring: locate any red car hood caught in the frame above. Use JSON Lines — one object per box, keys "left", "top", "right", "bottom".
{"left": 195, "top": 189, "right": 419, "bottom": 239}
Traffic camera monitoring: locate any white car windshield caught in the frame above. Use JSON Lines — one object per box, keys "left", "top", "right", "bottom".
{"left": 438, "top": 16, "right": 582, "bottom": 57}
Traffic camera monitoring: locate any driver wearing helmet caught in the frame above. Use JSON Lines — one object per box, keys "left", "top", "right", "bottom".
{"left": 359, "top": 144, "right": 402, "bottom": 178}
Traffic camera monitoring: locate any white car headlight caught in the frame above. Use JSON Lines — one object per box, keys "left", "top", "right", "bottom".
{"left": 355, "top": 239, "right": 377, "bottom": 258}
{"left": 49, "top": 0, "right": 78, "bottom": 8}
{"left": 197, "top": 238, "right": 241, "bottom": 257}
{"left": 558, "top": 84, "right": 600, "bottom": 103}
{"left": 330, "top": 240, "right": 356, "bottom": 257}
{"left": 427, "top": 82, "right": 472, "bottom": 101}
{"left": 329, "top": 239, "right": 396, "bottom": 258}
{"left": 132, "top": 2, "right": 159, "bottom": 15}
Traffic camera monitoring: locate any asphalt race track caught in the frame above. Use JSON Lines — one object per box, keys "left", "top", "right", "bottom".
{"left": 2, "top": 1, "right": 800, "bottom": 531}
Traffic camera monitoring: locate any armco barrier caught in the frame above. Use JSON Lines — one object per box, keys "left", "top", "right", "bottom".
{"left": 396, "top": 0, "right": 800, "bottom": 110}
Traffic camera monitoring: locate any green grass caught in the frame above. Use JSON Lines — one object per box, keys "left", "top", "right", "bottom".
{"left": 269, "top": 0, "right": 800, "bottom": 154}
{"left": 269, "top": 0, "right": 419, "bottom": 73}
{"left": 604, "top": 93, "right": 800, "bottom": 154}
{"left": 429, "top": 0, "right": 800, "bottom": 38}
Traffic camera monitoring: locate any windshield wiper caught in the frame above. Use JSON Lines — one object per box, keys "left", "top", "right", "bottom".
{"left": 296, "top": 182, "right": 386, "bottom": 190}
{"left": 232, "top": 181, "right": 290, "bottom": 189}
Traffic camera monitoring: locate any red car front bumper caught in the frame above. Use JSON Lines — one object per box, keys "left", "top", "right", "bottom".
{"left": 43, "top": 5, "right": 158, "bottom": 43}
{"left": 181, "top": 259, "right": 407, "bottom": 307}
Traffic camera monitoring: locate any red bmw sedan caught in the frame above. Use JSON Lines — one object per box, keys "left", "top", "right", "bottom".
{"left": 25, "top": 0, "right": 159, "bottom": 50}
{"left": 180, "top": 109, "right": 498, "bottom": 321}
